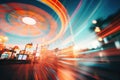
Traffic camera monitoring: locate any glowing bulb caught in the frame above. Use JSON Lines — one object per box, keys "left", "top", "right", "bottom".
{"left": 22, "top": 17, "right": 36, "bottom": 25}
{"left": 98, "top": 37, "right": 103, "bottom": 41}
{"left": 92, "top": 20, "right": 97, "bottom": 24}
{"left": 94, "top": 27, "right": 101, "bottom": 33}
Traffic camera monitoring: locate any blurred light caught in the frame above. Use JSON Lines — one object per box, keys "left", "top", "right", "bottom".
{"left": 94, "top": 27, "right": 101, "bottom": 33}
{"left": 92, "top": 20, "right": 97, "bottom": 24}
{"left": 91, "top": 41, "right": 100, "bottom": 49}
{"left": 98, "top": 37, "right": 103, "bottom": 41}
{"left": 4, "top": 36, "right": 8, "bottom": 42}
{"left": 73, "top": 45, "right": 79, "bottom": 57}
{"left": 103, "top": 38, "right": 108, "bottom": 43}
{"left": 0, "top": 38, "right": 2, "bottom": 43}
{"left": 73, "top": 45, "right": 79, "bottom": 51}
{"left": 99, "top": 52, "right": 103, "bottom": 57}
{"left": 26, "top": 43, "right": 33, "bottom": 48}
{"left": 22, "top": 17, "right": 36, "bottom": 25}
{"left": 115, "top": 41, "right": 120, "bottom": 49}
{"left": 36, "top": 52, "right": 40, "bottom": 57}
{"left": 0, "top": 36, "right": 8, "bottom": 43}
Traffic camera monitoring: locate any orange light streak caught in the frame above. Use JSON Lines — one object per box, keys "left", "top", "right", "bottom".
{"left": 40, "top": 0, "right": 69, "bottom": 44}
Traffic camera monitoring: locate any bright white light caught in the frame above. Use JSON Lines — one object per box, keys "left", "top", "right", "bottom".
{"left": 73, "top": 45, "right": 79, "bottom": 51}
{"left": 90, "top": 41, "right": 101, "bottom": 49}
{"left": 22, "top": 17, "right": 36, "bottom": 25}
{"left": 92, "top": 20, "right": 97, "bottom": 24}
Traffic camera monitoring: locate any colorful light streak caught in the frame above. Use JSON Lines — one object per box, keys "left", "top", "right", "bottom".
{"left": 40, "top": 0, "right": 69, "bottom": 44}
{"left": 98, "top": 15, "right": 120, "bottom": 38}
{"left": 0, "top": 0, "right": 120, "bottom": 80}
{"left": 0, "top": 2, "right": 66, "bottom": 45}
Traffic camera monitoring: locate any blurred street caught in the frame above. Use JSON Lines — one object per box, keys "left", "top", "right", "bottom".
{"left": 0, "top": 48, "right": 120, "bottom": 80}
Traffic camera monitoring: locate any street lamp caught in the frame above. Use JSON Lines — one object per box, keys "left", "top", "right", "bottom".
{"left": 94, "top": 26, "right": 101, "bottom": 33}
{"left": 92, "top": 20, "right": 97, "bottom": 24}
{"left": 98, "top": 37, "right": 103, "bottom": 42}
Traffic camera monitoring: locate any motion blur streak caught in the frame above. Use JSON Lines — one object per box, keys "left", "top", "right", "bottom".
{"left": 98, "top": 16, "right": 120, "bottom": 38}
{"left": 74, "top": 0, "right": 102, "bottom": 38}
{"left": 0, "top": 0, "right": 120, "bottom": 80}
{"left": 40, "top": 0, "right": 69, "bottom": 44}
